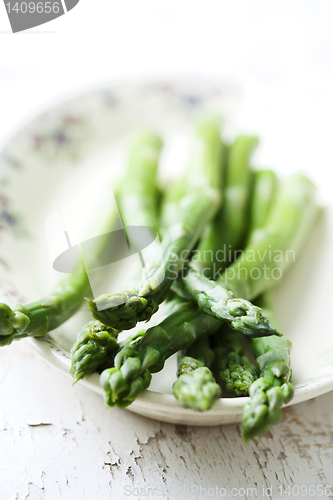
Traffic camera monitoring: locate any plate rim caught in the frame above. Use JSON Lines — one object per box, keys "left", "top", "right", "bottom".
{"left": 28, "top": 334, "right": 333, "bottom": 426}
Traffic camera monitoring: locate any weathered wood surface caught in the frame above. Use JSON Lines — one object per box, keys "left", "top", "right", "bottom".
{"left": 1, "top": 342, "right": 333, "bottom": 500}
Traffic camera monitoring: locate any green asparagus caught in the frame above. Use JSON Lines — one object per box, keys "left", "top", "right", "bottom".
{"left": 211, "top": 169, "right": 278, "bottom": 396}
{"left": 174, "top": 270, "right": 279, "bottom": 337}
{"left": 173, "top": 335, "right": 221, "bottom": 411}
{"left": 0, "top": 273, "right": 91, "bottom": 346}
{"left": 168, "top": 128, "right": 277, "bottom": 338}
{"left": 219, "top": 172, "right": 319, "bottom": 300}
{"left": 88, "top": 186, "right": 221, "bottom": 330}
{"left": 0, "top": 160, "right": 127, "bottom": 346}
{"left": 238, "top": 169, "right": 295, "bottom": 441}
{"left": 175, "top": 173, "right": 319, "bottom": 335}
{"left": 198, "top": 135, "right": 258, "bottom": 277}
{"left": 160, "top": 115, "right": 224, "bottom": 230}
{"left": 173, "top": 363, "right": 221, "bottom": 411}
{"left": 247, "top": 169, "right": 279, "bottom": 237}
{"left": 187, "top": 116, "right": 226, "bottom": 272}
{"left": 100, "top": 298, "right": 221, "bottom": 408}
{"left": 186, "top": 114, "right": 224, "bottom": 190}
{"left": 70, "top": 320, "right": 120, "bottom": 383}
{"left": 118, "top": 130, "right": 163, "bottom": 233}
{"left": 70, "top": 131, "right": 163, "bottom": 380}
{"left": 241, "top": 293, "right": 294, "bottom": 442}
{"left": 213, "top": 325, "right": 258, "bottom": 396}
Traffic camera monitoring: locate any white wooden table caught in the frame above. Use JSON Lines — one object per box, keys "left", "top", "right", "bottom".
{"left": 1, "top": 6, "right": 333, "bottom": 498}
{"left": 1, "top": 341, "right": 333, "bottom": 500}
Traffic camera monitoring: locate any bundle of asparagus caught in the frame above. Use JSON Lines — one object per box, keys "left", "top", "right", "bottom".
{"left": 0, "top": 116, "right": 319, "bottom": 443}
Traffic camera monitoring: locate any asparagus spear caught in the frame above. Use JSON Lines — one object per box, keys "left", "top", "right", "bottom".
{"left": 173, "top": 335, "right": 221, "bottom": 411}
{"left": 70, "top": 320, "right": 120, "bottom": 383}
{"left": 96, "top": 120, "right": 225, "bottom": 399}
{"left": 175, "top": 173, "right": 319, "bottom": 334}
{"left": 0, "top": 147, "right": 135, "bottom": 346}
{"left": 173, "top": 363, "right": 221, "bottom": 411}
{"left": 197, "top": 135, "right": 258, "bottom": 277}
{"left": 0, "top": 133, "right": 162, "bottom": 346}
{"left": 247, "top": 169, "right": 279, "bottom": 237}
{"left": 88, "top": 186, "right": 221, "bottom": 330}
{"left": 93, "top": 121, "right": 273, "bottom": 339}
{"left": 0, "top": 273, "right": 91, "bottom": 346}
{"left": 70, "top": 131, "right": 163, "bottom": 380}
{"left": 213, "top": 325, "right": 258, "bottom": 396}
{"left": 118, "top": 130, "right": 163, "bottom": 233}
{"left": 99, "top": 169, "right": 318, "bottom": 408}
{"left": 160, "top": 115, "right": 224, "bottom": 230}
{"left": 174, "top": 270, "right": 278, "bottom": 337}
{"left": 241, "top": 293, "right": 294, "bottom": 442}
{"left": 159, "top": 177, "right": 187, "bottom": 230}
{"left": 211, "top": 170, "right": 278, "bottom": 396}
{"left": 234, "top": 169, "right": 294, "bottom": 441}
{"left": 88, "top": 116, "right": 224, "bottom": 330}
{"left": 100, "top": 298, "right": 221, "bottom": 408}
{"left": 186, "top": 114, "right": 224, "bottom": 190}
{"left": 162, "top": 124, "right": 276, "bottom": 336}
{"left": 188, "top": 116, "right": 226, "bottom": 273}
{"left": 160, "top": 131, "right": 258, "bottom": 409}
{"left": 220, "top": 172, "right": 319, "bottom": 299}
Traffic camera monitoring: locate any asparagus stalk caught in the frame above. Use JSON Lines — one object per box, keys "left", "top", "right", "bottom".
{"left": 70, "top": 320, "right": 120, "bottom": 383}
{"left": 219, "top": 172, "right": 319, "bottom": 299}
{"left": 197, "top": 135, "right": 258, "bottom": 277}
{"left": 173, "top": 363, "right": 221, "bottom": 411}
{"left": 100, "top": 298, "right": 221, "bottom": 408}
{"left": 173, "top": 335, "right": 221, "bottom": 411}
{"left": 213, "top": 325, "right": 258, "bottom": 396}
{"left": 188, "top": 116, "right": 226, "bottom": 273}
{"left": 0, "top": 273, "right": 91, "bottom": 346}
{"left": 166, "top": 125, "right": 277, "bottom": 338}
{"left": 159, "top": 177, "right": 188, "bottom": 230}
{"left": 234, "top": 169, "right": 294, "bottom": 441}
{"left": 175, "top": 173, "right": 319, "bottom": 334}
{"left": 88, "top": 116, "right": 224, "bottom": 330}
{"left": 96, "top": 120, "right": 224, "bottom": 400}
{"left": 211, "top": 170, "right": 278, "bottom": 396}
{"left": 99, "top": 168, "right": 318, "bottom": 408}
{"left": 88, "top": 186, "right": 221, "bottom": 330}
{"left": 110, "top": 117, "right": 222, "bottom": 410}
{"left": 0, "top": 154, "right": 136, "bottom": 347}
{"left": 186, "top": 114, "right": 224, "bottom": 190}
{"left": 70, "top": 131, "right": 163, "bottom": 380}
{"left": 160, "top": 115, "right": 224, "bottom": 230}
{"left": 247, "top": 169, "right": 279, "bottom": 237}
{"left": 174, "top": 270, "right": 278, "bottom": 337}
{"left": 241, "top": 293, "right": 293, "bottom": 442}
{"left": 118, "top": 130, "right": 163, "bottom": 233}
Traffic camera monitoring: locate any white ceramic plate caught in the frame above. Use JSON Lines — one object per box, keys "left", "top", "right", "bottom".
{"left": 1, "top": 79, "right": 332, "bottom": 426}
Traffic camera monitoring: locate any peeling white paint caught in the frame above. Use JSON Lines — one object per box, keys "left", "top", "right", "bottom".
{"left": 1, "top": 342, "right": 333, "bottom": 500}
